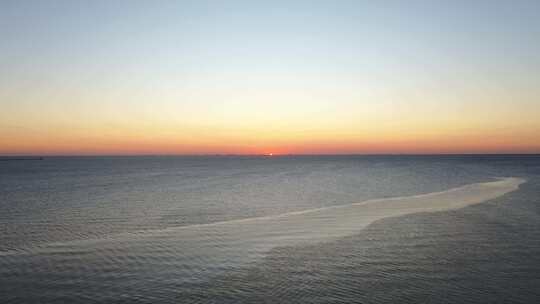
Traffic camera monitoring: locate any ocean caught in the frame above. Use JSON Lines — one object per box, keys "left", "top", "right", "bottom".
{"left": 1, "top": 155, "right": 539, "bottom": 303}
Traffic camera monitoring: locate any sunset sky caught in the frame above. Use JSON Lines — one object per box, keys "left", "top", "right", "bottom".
{"left": 1, "top": 0, "right": 539, "bottom": 155}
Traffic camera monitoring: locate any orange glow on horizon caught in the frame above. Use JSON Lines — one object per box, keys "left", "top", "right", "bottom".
{"left": 2, "top": 1, "right": 540, "bottom": 157}
{"left": 2, "top": 82, "right": 539, "bottom": 156}
{"left": 2, "top": 130, "right": 539, "bottom": 156}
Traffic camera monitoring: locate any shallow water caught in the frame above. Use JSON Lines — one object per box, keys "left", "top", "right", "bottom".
{"left": 1, "top": 155, "right": 539, "bottom": 303}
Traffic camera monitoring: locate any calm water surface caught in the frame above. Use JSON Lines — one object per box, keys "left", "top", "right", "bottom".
{"left": 1, "top": 155, "right": 539, "bottom": 303}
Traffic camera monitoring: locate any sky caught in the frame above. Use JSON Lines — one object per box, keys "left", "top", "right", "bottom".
{"left": 1, "top": 0, "right": 539, "bottom": 155}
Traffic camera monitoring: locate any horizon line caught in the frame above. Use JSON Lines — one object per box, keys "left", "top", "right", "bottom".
{"left": 1, "top": 153, "right": 540, "bottom": 158}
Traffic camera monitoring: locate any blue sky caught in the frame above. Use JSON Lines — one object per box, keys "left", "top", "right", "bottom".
{"left": 1, "top": 1, "right": 539, "bottom": 154}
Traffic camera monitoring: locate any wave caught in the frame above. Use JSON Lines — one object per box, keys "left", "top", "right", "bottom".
{"left": 0, "top": 177, "right": 525, "bottom": 285}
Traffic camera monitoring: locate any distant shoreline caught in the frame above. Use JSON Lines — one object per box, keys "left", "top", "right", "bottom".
{"left": 0, "top": 157, "right": 43, "bottom": 161}
{"left": 0, "top": 154, "right": 539, "bottom": 158}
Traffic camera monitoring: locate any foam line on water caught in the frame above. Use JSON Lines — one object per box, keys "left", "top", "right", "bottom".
{"left": 1, "top": 177, "right": 525, "bottom": 253}
{"left": 0, "top": 177, "right": 526, "bottom": 284}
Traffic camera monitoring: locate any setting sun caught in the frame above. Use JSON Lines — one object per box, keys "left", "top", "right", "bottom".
{"left": 1, "top": 2, "right": 539, "bottom": 303}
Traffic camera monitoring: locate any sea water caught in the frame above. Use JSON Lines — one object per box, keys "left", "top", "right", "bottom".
{"left": 1, "top": 155, "right": 539, "bottom": 303}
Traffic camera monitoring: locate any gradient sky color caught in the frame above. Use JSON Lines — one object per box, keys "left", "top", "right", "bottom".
{"left": 1, "top": 0, "right": 539, "bottom": 155}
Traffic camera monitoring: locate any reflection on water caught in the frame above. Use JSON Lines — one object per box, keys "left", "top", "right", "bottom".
{"left": 1, "top": 156, "right": 539, "bottom": 303}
